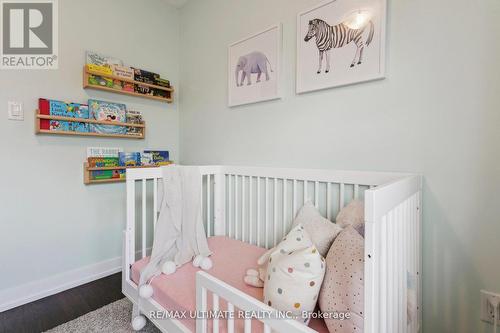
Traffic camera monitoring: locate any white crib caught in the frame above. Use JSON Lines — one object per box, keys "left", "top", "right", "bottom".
{"left": 122, "top": 165, "right": 422, "bottom": 333}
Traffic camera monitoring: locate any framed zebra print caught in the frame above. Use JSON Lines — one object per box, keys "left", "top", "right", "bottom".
{"left": 228, "top": 24, "right": 282, "bottom": 107}
{"left": 296, "top": 0, "right": 387, "bottom": 94}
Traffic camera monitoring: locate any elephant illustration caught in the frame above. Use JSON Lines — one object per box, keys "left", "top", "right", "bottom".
{"left": 235, "top": 51, "right": 273, "bottom": 87}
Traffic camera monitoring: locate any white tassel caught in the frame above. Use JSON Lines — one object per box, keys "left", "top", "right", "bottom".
{"left": 192, "top": 255, "right": 204, "bottom": 268}
{"left": 200, "top": 257, "right": 213, "bottom": 270}
{"left": 132, "top": 315, "right": 146, "bottom": 331}
{"left": 161, "top": 261, "right": 177, "bottom": 275}
{"left": 139, "top": 284, "right": 153, "bottom": 299}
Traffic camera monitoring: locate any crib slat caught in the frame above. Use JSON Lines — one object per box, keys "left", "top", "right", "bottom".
{"left": 388, "top": 210, "right": 396, "bottom": 332}
{"left": 213, "top": 293, "right": 219, "bottom": 333}
{"left": 327, "top": 183, "right": 331, "bottom": 220}
{"left": 304, "top": 180, "right": 308, "bottom": 203}
{"left": 283, "top": 179, "right": 287, "bottom": 234}
{"left": 249, "top": 176, "right": 253, "bottom": 244}
{"left": 400, "top": 204, "right": 406, "bottom": 333}
{"left": 244, "top": 318, "right": 251, "bottom": 333}
{"left": 293, "top": 179, "right": 297, "bottom": 218}
{"left": 354, "top": 184, "right": 359, "bottom": 200}
{"left": 235, "top": 175, "right": 239, "bottom": 240}
{"left": 257, "top": 177, "right": 261, "bottom": 247}
{"left": 153, "top": 178, "right": 158, "bottom": 231}
{"left": 207, "top": 174, "right": 211, "bottom": 237}
{"left": 265, "top": 178, "right": 269, "bottom": 248}
{"left": 242, "top": 176, "right": 246, "bottom": 242}
{"left": 142, "top": 179, "right": 146, "bottom": 258}
{"left": 228, "top": 175, "right": 233, "bottom": 238}
{"left": 227, "top": 302, "right": 235, "bottom": 333}
{"left": 198, "top": 287, "right": 207, "bottom": 333}
{"left": 380, "top": 215, "right": 388, "bottom": 333}
{"left": 315, "top": 181, "right": 319, "bottom": 208}
{"left": 339, "top": 183, "right": 345, "bottom": 208}
{"left": 273, "top": 178, "right": 277, "bottom": 246}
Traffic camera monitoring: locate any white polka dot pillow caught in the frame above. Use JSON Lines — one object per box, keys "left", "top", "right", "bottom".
{"left": 263, "top": 224, "right": 326, "bottom": 325}
{"left": 319, "top": 226, "right": 364, "bottom": 333}
{"left": 292, "top": 201, "right": 343, "bottom": 257}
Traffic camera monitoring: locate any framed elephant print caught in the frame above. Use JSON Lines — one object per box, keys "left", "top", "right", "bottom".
{"left": 228, "top": 24, "right": 282, "bottom": 107}
{"left": 296, "top": 0, "right": 386, "bottom": 94}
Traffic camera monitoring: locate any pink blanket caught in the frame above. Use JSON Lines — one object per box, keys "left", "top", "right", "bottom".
{"left": 132, "top": 236, "right": 328, "bottom": 332}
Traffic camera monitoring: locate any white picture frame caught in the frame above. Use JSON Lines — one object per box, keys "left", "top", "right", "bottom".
{"left": 296, "top": 0, "right": 387, "bottom": 94}
{"left": 228, "top": 24, "right": 282, "bottom": 107}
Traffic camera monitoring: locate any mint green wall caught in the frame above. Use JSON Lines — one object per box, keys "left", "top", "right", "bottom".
{"left": 0, "top": 0, "right": 179, "bottom": 290}
{"left": 178, "top": 0, "right": 500, "bottom": 332}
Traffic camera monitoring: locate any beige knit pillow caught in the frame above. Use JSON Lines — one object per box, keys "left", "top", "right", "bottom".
{"left": 292, "top": 201, "right": 343, "bottom": 257}
{"left": 335, "top": 200, "right": 365, "bottom": 236}
{"left": 319, "top": 226, "right": 364, "bottom": 333}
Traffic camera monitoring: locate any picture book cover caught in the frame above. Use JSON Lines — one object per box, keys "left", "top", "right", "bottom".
{"left": 91, "top": 169, "right": 125, "bottom": 180}
{"left": 49, "top": 120, "right": 89, "bottom": 133}
{"left": 88, "top": 99, "right": 127, "bottom": 134}
{"left": 87, "top": 157, "right": 119, "bottom": 168}
{"left": 119, "top": 152, "right": 141, "bottom": 167}
{"left": 86, "top": 51, "right": 123, "bottom": 67}
{"left": 39, "top": 98, "right": 89, "bottom": 130}
{"left": 126, "top": 110, "right": 143, "bottom": 136}
{"left": 86, "top": 147, "right": 123, "bottom": 158}
{"left": 143, "top": 150, "right": 170, "bottom": 165}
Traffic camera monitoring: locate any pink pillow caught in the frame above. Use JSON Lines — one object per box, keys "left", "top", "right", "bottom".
{"left": 319, "top": 226, "right": 364, "bottom": 333}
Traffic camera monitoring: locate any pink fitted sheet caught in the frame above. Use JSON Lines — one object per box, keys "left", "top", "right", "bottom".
{"left": 131, "top": 236, "right": 328, "bottom": 333}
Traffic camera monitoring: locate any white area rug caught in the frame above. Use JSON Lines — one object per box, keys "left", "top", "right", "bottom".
{"left": 44, "top": 298, "right": 160, "bottom": 333}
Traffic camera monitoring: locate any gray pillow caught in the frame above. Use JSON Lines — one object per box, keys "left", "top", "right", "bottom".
{"left": 292, "top": 201, "right": 343, "bottom": 257}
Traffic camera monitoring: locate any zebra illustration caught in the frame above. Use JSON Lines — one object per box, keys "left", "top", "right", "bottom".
{"left": 304, "top": 18, "right": 374, "bottom": 74}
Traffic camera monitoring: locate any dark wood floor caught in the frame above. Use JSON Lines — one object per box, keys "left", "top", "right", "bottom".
{"left": 0, "top": 273, "right": 124, "bottom": 333}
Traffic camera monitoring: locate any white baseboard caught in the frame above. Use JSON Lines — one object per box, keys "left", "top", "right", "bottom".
{"left": 0, "top": 256, "right": 121, "bottom": 313}
{"left": 0, "top": 246, "right": 153, "bottom": 313}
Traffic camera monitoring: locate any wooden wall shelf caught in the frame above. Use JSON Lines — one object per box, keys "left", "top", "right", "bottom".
{"left": 82, "top": 66, "right": 174, "bottom": 103}
{"left": 83, "top": 162, "right": 170, "bottom": 185}
{"left": 35, "top": 109, "right": 145, "bottom": 139}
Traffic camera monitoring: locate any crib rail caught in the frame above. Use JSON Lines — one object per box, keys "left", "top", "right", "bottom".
{"left": 196, "top": 271, "right": 316, "bottom": 333}
{"left": 209, "top": 166, "right": 408, "bottom": 249}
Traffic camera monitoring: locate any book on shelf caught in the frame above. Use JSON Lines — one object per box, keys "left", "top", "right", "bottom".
{"left": 126, "top": 110, "right": 144, "bottom": 136}
{"left": 86, "top": 147, "right": 123, "bottom": 158}
{"left": 88, "top": 99, "right": 127, "bottom": 134}
{"left": 87, "top": 157, "right": 120, "bottom": 168}
{"left": 119, "top": 152, "right": 141, "bottom": 167}
{"left": 86, "top": 51, "right": 123, "bottom": 67}
{"left": 39, "top": 98, "right": 89, "bottom": 132}
{"left": 143, "top": 150, "right": 170, "bottom": 166}
{"left": 91, "top": 169, "right": 125, "bottom": 180}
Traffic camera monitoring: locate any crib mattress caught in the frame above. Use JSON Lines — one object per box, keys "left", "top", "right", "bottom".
{"left": 131, "top": 236, "right": 328, "bottom": 333}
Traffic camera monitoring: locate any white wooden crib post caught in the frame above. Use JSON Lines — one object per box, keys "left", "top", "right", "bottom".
{"left": 124, "top": 177, "right": 136, "bottom": 285}
{"left": 213, "top": 171, "right": 226, "bottom": 236}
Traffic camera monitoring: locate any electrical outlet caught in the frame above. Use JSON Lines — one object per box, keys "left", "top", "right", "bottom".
{"left": 481, "top": 290, "right": 500, "bottom": 325}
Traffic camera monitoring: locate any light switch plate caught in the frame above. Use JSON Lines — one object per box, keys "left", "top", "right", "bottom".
{"left": 481, "top": 290, "right": 500, "bottom": 325}
{"left": 8, "top": 101, "right": 23, "bottom": 121}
